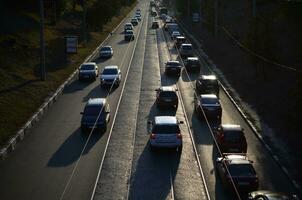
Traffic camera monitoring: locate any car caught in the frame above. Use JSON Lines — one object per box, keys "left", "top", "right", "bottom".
{"left": 136, "top": 8, "right": 141, "bottom": 14}
{"left": 165, "top": 60, "right": 182, "bottom": 76}
{"left": 214, "top": 124, "right": 247, "bottom": 153}
{"left": 167, "top": 23, "right": 179, "bottom": 34}
{"left": 248, "top": 190, "right": 299, "bottom": 200}
{"left": 171, "top": 31, "right": 181, "bottom": 40}
{"left": 164, "top": 20, "right": 173, "bottom": 31}
{"left": 194, "top": 94, "right": 222, "bottom": 120}
{"left": 131, "top": 18, "right": 139, "bottom": 26}
{"left": 124, "top": 23, "right": 134, "bottom": 32}
{"left": 99, "top": 46, "right": 113, "bottom": 58}
{"left": 151, "top": 9, "right": 157, "bottom": 17}
{"left": 149, "top": 116, "right": 183, "bottom": 153}
{"left": 184, "top": 57, "right": 200, "bottom": 72}
{"left": 160, "top": 14, "right": 167, "bottom": 20}
{"left": 152, "top": 21, "right": 159, "bottom": 29}
{"left": 155, "top": 86, "right": 178, "bottom": 108}
{"left": 175, "top": 36, "right": 186, "bottom": 49}
{"left": 100, "top": 65, "right": 121, "bottom": 86}
{"left": 80, "top": 98, "right": 110, "bottom": 133}
{"left": 124, "top": 30, "right": 134, "bottom": 41}
{"left": 216, "top": 154, "right": 258, "bottom": 194}
{"left": 179, "top": 43, "right": 193, "bottom": 58}
{"left": 150, "top": 0, "right": 155, "bottom": 7}
{"left": 135, "top": 14, "right": 141, "bottom": 21}
{"left": 78, "top": 62, "right": 98, "bottom": 81}
{"left": 195, "top": 75, "right": 219, "bottom": 96}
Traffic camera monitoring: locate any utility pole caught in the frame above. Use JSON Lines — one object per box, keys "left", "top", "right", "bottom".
{"left": 40, "top": 0, "right": 46, "bottom": 81}
{"left": 214, "top": 0, "right": 218, "bottom": 36}
{"left": 83, "top": 0, "right": 87, "bottom": 43}
{"left": 252, "top": 0, "right": 257, "bottom": 17}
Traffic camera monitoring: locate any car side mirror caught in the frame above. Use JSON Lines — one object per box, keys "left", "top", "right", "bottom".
{"left": 80, "top": 112, "right": 84, "bottom": 115}
{"left": 179, "top": 121, "right": 184, "bottom": 124}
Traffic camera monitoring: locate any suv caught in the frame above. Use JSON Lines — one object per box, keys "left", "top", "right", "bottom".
{"left": 131, "top": 18, "right": 139, "bottom": 26}
{"left": 179, "top": 43, "right": 193, "bottom": 58}
{"left": 78, "top": 62, "right": 98, "bottom": 81}
{"left": 196, "top": 75, "right": 219, "bottom": 96}
{"left": 149, "top": 116, "right": 183, "bottom": 153}
{"left": 195, "top": 94, "right": 222, "bottom": 120}
{"left": 165, "top": 60, "right": 182, "bottom": 76}
{"left": 175, "top": 36, "right": 186, "bottom": 49}
{"left": 99, "top": 46, "right": 113, "bottom": 58}
{"left": 81, "top": 98, "right": 110, "bottom": 133}
{"left": 184, "top": 57, "right": 200, "bottom": 72}
{"left": 155, "top": 86, "right": 178, "bottom": 108}
{"left": 100, "top": 65, "right": 122, "bottom": 86}
{"left": 124, "top": 30, "right": 134, "bottom": 41}
{"left": 214, "top": 124, "right": 247, "bottom": 153}
{"left": 216, "top": 154, "right": 258, "bottom": 193}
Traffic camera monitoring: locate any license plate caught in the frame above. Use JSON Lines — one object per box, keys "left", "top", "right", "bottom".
{"left": 171, "top": 68, "right": 177, "bottom": 70}
{"left": 165, "top": 99, "right": 172, "bottom": 102}
{"left": 84, "top": 75, "right": 89, "bottom": 78}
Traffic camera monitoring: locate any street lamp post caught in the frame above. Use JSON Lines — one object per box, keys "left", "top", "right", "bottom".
{"left": 40, "top": 0, "right": 46, "bottom": 81}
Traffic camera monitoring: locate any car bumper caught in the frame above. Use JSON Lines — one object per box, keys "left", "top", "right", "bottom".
{"left": 150, "top": 140, "right": 182, "bottom": 148}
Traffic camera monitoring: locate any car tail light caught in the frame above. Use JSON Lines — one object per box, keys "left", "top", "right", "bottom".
{"left": 150, "top": 133, "right": 156, "bottom": 139}
{"left": 177, "top": 133, "right": 182, "bottom": 139}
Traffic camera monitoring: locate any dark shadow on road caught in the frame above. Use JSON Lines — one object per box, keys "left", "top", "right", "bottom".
{"left": 63, "top": 79, "right": 93, "bottom": 94}
{"left": 47, "top": 128, "right": 102, "bottom": 167}
{"left": 82, "top": 84, "right": 117, "bottom": 102}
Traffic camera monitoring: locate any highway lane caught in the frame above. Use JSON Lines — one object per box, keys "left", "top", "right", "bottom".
{"left": 0, "top": 1, "right": 147, "bottom": 199}
{"left": 160, "top": 15, "right": 298, "bottom": 199}
{"left": 93, "top": 8, "right": 209, "bottom": 200}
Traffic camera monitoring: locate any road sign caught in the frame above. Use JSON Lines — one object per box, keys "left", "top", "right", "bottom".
{"left": 65, "top": 36, "right": 78, "bottom": 54}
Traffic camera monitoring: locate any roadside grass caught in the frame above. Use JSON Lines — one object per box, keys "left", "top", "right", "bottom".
{"left": 0, "top": 3, "right": 136, "bottom": 145}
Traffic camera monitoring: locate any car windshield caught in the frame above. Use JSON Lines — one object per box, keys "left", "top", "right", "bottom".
{"left": 159, "top": 91, "right": 177, "bottom": 98}
{"left": 167, "top": 62, "right": 180, "bottom": 66}
{"left": 103, "top": 68, "right": 118, "bottom": 75}
{"left": 188, "top": 60, "right": 199, "bottom": 64}
{"left": 228, "top": 164, "right": 256, "bottom": 176}
{"left": 101, "top": 47, "right": 111, "bottom": 51}
{"left": 224, "top": 131, "right": 244, "bottom": 142}
{"left": 201, "top": 97, "right": 219, "bottom": 105}
{"left": 153, "top": 125, "right": 180, "bottom": 134}
{"left": 81, "top": 65, "right": 95, "bottom": 70}
{"left": 126, "top": 30, "right": 133, "bottom": 34}
{"left": 202, "top": 79, "right": 218, "bottom": 87}
{"left": 182, "top": 45, "right": 192, "bottom": 50}
{"left": 84, "top": 106, "right": 104, "bottom": 116}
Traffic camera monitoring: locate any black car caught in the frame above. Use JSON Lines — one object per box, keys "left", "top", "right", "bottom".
{"left": 155, "top": 86, "right": 178, "bottom": 108}
{"left": 195, "top": 94, "right": 222, "bottom": 120}
{"left": 165, "top": 60, "right": 182, "bottom": 76}
{"left": 152, "top": 21, "right": 159, "bottom": 29}
{"left": 248, "top": 190, "right": 299, "bottom": 200}
{"left": 175, "top": 36, "right": 186, "bottom": 49}
{"left": 216, "top": 154, "right": 258, "bottom": 194}
{"left": 124, "top": 30, "right": 134, "bottom": 41}
{"left": 81, "top": 98, "right": 110, "bottom": 133}
{"left": 184, "top": 57, "right": 200, "bottom": 72}
{"left": 214, "top": 124, "right": 247, "bottom": 153}
{"left": 196, "top": 75, "right": 219, "bottom": 96}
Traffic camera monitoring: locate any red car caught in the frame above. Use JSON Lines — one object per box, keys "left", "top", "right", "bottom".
{"left": 214, "top": 124, "right": 247, "bottom": 153}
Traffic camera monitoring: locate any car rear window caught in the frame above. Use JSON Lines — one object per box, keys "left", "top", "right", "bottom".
{"left": 167, "top": 62, "right": 180, "bottom": 66}
{"left": 228, "top": 164, "right": 256, "bottom": 176}
{"left": 101, "top": 47, "right": 111, "bottom": 51}
{"left": 182, "top": 45, "right": 192, "bottom": 50}
{"left": 159, "top": 91, "right": 177, "bottom": 98}
{"left": 103, "top": 68, "right": 118, "bottom": 75}
{"left": 201, "top": 97, "right": 219, "bottom": 105}
{"left": 202, "top": 79, "right": 218, "bottom": 86}
{"left": 84, "top": 106, "right": 104, "bottom": 116}
{"left": 153, "top": 125, "right": 180, "bottom": 134}
{"left": 224, "top": 131, "right": 244, "bottom": 142}
{"left": 81, "top": 65, "right": 95, "bottom": 70}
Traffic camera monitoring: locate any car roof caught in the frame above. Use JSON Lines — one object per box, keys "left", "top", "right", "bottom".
{"left": 224, "top": 154, "right": 251, "bottom": 164}
{"left": 104, "top": 65, "right": 118, "bottom": 69}
{"left": 125, "top": 23, "right": 132, "bottom": 25}
{"left": 82, "top": 62, "right": 96, "bottom": 66}
{"left": 200, "top": 94, "right": 218, "bottom": 99}
{"left": 172, "top": 31, "right": 180, "bottom": 34}
{"left": 160, "top": 86, "right": 176, "bottom": 92}
{"left": 176, "top": 36, "right": 185, "bottom": 39}
{"left": 187, "top": 57, "right": 198, "bottom": 61}
{"left": 167, "top": 60, "right": 180, "bottom": 64}
{"left": 181, "top": 43, "right": 192, "bottom": 47}
{"left": 221, "top": 124, "right": 242, "bottom": 131}
{"left": 201, "top": 75, "right": 217, "bottom": 80}
{"left": 155, "top": 116, "right": 178, "bottom": 125}
{"left": 87, "top": 98, "right": 106, "bottom": 106}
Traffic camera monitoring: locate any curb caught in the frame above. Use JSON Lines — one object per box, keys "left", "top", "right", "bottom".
{"left": 0, "top": 7, "right": 131, "bottom": 160}
{"left": 177, "top": 20, "right": 302, "bottom": 196}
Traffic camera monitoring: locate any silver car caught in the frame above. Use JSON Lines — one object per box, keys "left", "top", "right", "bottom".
{"left": 100, "top": 65, "right": 121, "bottom": 86}
{"left": 149, "top": 116, "right": 183, "bottom": 153}
{"left": 99, "top": 46, "right": 113, "bottom": 58}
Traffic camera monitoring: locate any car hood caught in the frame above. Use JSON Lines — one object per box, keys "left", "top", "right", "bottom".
{"left": 101, "top": 74, "right": 119, "bottom": 80}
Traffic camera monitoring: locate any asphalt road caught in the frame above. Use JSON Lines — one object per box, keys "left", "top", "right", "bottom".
{"left": 0, "top": 0, "right": 299, "bottom": 200}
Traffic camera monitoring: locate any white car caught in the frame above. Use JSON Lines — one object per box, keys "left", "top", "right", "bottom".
{"left": 78, "top": 62, "right": 98, "bottom": 81}
{"left": 100, "top": 65, "right": 121, "bottom": 86}
{"left": 171, "top": 31, "right": 181, "bottom": 40}
{"left": 99, "top": 46, "right": 113, "bottom": 58}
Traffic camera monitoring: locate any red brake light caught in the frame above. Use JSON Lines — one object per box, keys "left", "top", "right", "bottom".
{"left": 177, "top": 133, "right": 182, "bottom": 139}
{"left": 151, "top": 133, "right": 156, "bottom": 139}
